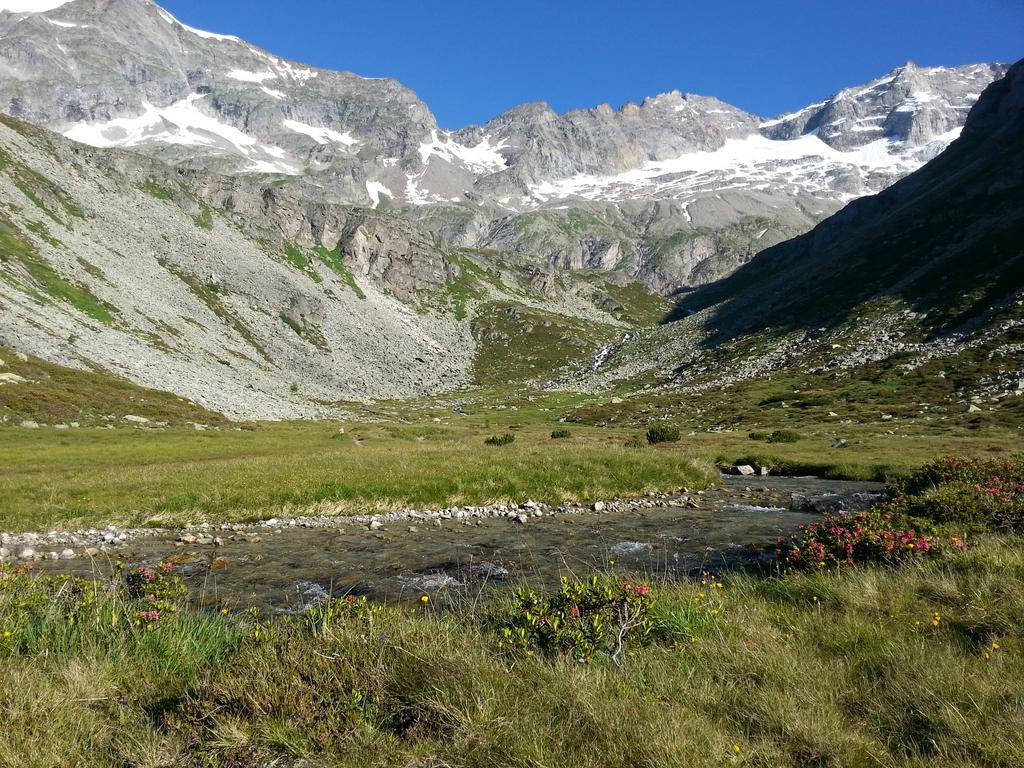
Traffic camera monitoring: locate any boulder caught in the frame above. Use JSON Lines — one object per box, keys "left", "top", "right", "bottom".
{"left": 732, "top": 465, "right": 756, "bottom": 476}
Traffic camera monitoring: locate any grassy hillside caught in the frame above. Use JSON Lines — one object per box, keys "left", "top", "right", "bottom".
{"left": 0, "top": 349, "right": 230, "bottom": 428}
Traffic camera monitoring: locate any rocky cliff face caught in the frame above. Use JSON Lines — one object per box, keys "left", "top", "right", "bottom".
{"left": 0, "top": 114, "right": 475, "bottom": 418}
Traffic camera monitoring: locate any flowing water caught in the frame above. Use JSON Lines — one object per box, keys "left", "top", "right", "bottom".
{"left": 38, "top": 476, "right": 882, "bottom": 612}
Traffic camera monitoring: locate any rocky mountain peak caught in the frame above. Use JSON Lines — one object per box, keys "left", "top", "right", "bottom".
{"left": 760, "top": 61, "right": 1008, "bottom": 150}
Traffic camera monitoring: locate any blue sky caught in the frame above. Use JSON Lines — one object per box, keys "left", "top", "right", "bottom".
{"left": 159, "top": 0, "right": 1023, "bottom": 129}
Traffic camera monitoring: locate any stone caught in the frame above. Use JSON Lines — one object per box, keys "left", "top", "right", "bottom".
{"left": 18, "top": 548, "right": 36, "bottom": 560}
{"left": 124, "top": 415, "right": 150, "bottom": 424}
{"left": 0, "top": 372, "right": 26, "bottom": 384}
{"left": 733, "top": 465, "right": 756, "bottom": 476}
{"left": 60, "top": 549, "right": 75, "bottom": 560}
{"left": 19, "top": 420, "right": 39, "bottom": 429}
{"left": 592, "top": 501, "right": 606, "bottom": 512}
{"left": 368, "top": 519, "right": 383, "bottom": 531}
{"left": 759, "top": 466, "right": 770, "bottom": 476}
{"left": 968, "top": 404, "right": 982, "bottom": 413}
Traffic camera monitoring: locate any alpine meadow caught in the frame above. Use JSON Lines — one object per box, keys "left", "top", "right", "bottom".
{"left": 0, "top": 2, "right": 1022, "bottom": 766}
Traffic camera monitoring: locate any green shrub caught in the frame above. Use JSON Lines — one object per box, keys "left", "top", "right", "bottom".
{"left": 497, "top": 576, "right": 655, "bottom": 664}
{"left": 744, "top": 429, "right": 802, "bottom": 444}
{"left": 646, "top": 425, "right": 680, "bottom": 444}
{"left": 550, "top": 428, "right": 572, "bottom": 439}
{"left": 624, "top": 436, "right": 645, "bottom": 448}
{"left": 484, "top": 433, "right": 515, "bottom": 447}
{"left": 884, "top": 455, "right": 1024, "bottom": 532}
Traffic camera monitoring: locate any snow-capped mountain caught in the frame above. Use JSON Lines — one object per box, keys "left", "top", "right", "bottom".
{"left": 0, "top": 0, "right": 1009, "bottom": 295}
{"left": 0, "top": 0, "right": 1006, "bottom": 211}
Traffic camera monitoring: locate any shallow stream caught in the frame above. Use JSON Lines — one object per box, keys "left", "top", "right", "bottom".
{"left": 39, "top": 476, "right": 882, "bottom": 612}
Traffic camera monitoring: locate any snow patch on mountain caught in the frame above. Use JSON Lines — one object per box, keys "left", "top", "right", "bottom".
{"left": 365, "top": 180, "right": 392, "bottom": 208}
{"left": 64, "top": 93, "right": 299, "bottom": 175}
{"left": 418, "top": 131, "right": 508, "bottom": 175}
{"left": 282, "top": 119, "right": 357, "bottom": 146}
{"left": 227, "top": 69, "right": 278, "bottom": 84}
{"left": 527, "top": 130, "right": 960, "bottom": 204}
{"left": 155, "top": 6, "right": 241, "bottom": 43}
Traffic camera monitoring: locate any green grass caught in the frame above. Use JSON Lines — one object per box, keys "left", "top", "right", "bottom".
{"left": 445, "top": 253, "right": 491, "bottom": 319}
{"left": 282, "top": 242, "right": 322, "bottom": 284}
{"left": 158, "top": 259, "right": 270, "bottom": 361}
{"left": 0, "top": 145, "right": 85, "bottom": 223}
{"left": 0, "top": 217, "right": 116, "bottom": 324}
{"left": 598, "top": 279, "right": 673, "bottom": 326}
{"left": 0, "top": 351, "right": 230, "bottom": 430}
{"left": 0, "top": 420, "right": 714, "bottom": 530}
{"left": 314, "top": 243, "right": 365, "bottom": 299}
{"left": 471, "top": 301, "right": 617, "bottom": 384}
{"left": 1, "top": 535, "right": 1021, "bottom": 766}
{"left": 193, "top": 201, "right": 214, "bottom": 230}
{"left": 137, "top": 178, "right": 174, "bottom": 201}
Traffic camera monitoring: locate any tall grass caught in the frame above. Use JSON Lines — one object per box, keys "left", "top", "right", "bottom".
{"left": 1, "top": 537, "right": 1022, "bottom": 767}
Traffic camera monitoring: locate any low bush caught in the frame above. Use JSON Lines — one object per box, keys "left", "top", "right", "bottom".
{"left": 777, "top": 511, "right": 967, "bottom": 569}
{"left": 550, "top": 428, "right": 572, "bottom": 439}
{"left": 0, "top": 559, "right": 188, "bottom": 649}
{"left": 750, "top": 429, "right": 802, "bottom": 443}
{"left": 484, "top": 433, "right": 515, "bottom": 446}
{"left": 497, "top": 576, "right": 656, "bottom": 664}
{"left": 646, "top": 425, "right": 680, "bottom": 444}
{"left": 884, "top": 455, "right": 1024, "bottom": 532}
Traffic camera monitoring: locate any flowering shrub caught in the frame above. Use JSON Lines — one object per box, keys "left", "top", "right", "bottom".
{"left": 118, "top": 562, "right": 186, "bottom": 629}
{"left": 0, "top": 561, "right": 186, "bottom": 646}
{"left": 498, "top": 576, "right": 655, "bottom": 664}
{"left": 884, "top": 455, "right": 1024, "bottom": 532}
{"left": 778, "top": 512, "right": 966, "bottom": 569}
